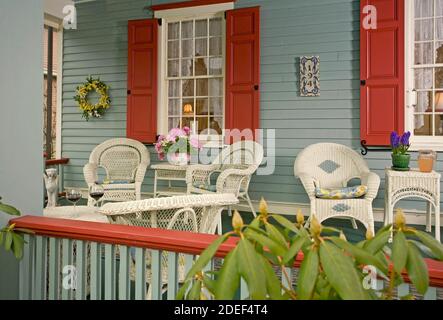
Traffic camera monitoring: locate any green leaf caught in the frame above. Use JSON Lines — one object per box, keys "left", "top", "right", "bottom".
{"left": 0, "top": 231, "right": 3, "bottom": 246}
{"left": 320, "top": 227, "right": 342, "bottom": 235}
{"left": 329, "top": 237, "right": 389, "bottom": 277}
{"left": 11, "top": 233, "right": 24, "bottom": 260}
{"left": 214, "top": 248, "right": 240, "bottom": 300}
{"left": 297, "top": 248, "right": 319, "bottom": 300}
{"left": 237, "top": 239, "right": 267, "bottom": 300}
{"left": 319, "top": 242, "right": 370, "bottom": 300}
{"left": 364, "top": 229, "right": 391, "bottom": 254}
{"left": 265, "top": 223, "right": 288, "bottom": 248}
{"left": 176, "top": 280, "right": 192, "bottom": 300}
{"left": 282, "top": 235, "right": 306, "bottom": 265}
{"left": 4, "top": 232, "right": 12, "bottom": 251}
{"left": 188, "top": 280, "right": 203, "bottom": 300}
{"left": 0, "top": 203, "right": 20, "bottom": 216}
{"left": 259, "top": 255, "right": 283, "bottom": 299}
{"left": 246, "top": 229, "right": 287, "bottom": 257}
{"left": 392, "top": 231, "right": 408, "bottom": 274}
{"left": 415, "top": 230, "right": 443, "bottom": 261}
{"left": 202, "top": 274, "right": 216, "bottom": 294}
{"left": 270, "top": 215, "right": 299, "bottom": 234}
{"left": 184, "top": 233, "right": 230, "bottom": 281}
{"left": 406, "top": 242, "right": 429, "bottom": 295}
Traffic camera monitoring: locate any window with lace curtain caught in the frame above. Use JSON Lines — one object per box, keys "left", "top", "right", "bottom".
{"left": 408, "top": 0, "right": 443, "bottom": 148}
{"left": 164, "top": 14, "right": 225, "bottom": 138}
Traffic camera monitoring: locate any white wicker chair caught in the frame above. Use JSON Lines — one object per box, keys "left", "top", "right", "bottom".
{"left": 294, "top": 143, "right": 380, "bottom": 234}
{"left": 99, "top": 193, "right": 239, "bottom": 298}
{"left": 83, "top": 138, "right": 150, "bottom": 205}
{"left": 186, "top": 141, "right": 264, "bottom": 217}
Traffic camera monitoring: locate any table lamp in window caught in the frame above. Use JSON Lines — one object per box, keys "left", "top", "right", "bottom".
{"left": 436, "top": 92, "right": 443, "bottom": 112}
{"left": 183, "top": 103, "right": 193, "bottom": 115}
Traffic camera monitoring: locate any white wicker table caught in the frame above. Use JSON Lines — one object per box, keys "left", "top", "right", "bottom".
{"left": 384, "top": 168, "right": 441, "bottom": 240}
{"left": 152, "top": 164, "right": 187, "bottom": 197}
{"left": 43, "top": 206, "right": 109, "bottom": 223}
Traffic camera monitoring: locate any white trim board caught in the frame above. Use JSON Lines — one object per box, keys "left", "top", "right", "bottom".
{"left": 68, "top": 186, "right": 441, "bottom": 228}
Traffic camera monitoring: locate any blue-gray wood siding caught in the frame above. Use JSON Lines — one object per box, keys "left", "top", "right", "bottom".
{"left": 62, "top": 0, "right": 442, "bottom": 212}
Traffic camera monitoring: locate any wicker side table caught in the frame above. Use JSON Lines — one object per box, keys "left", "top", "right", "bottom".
{"left": 152, "top": 164, "right": 187, "bottom": 197}
{"left": 384, "top": 168, "right": 441, "bottom": 241}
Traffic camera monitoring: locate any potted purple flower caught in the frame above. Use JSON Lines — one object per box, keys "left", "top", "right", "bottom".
{"left": 154, "top": 127, "right": 202, "bottom": 165}
{"left": 390, "top": 131, "right": 411, "bottom": 170}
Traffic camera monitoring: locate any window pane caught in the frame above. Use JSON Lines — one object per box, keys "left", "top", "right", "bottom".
{"left": 210, "top": 97, "right": 223, "bottom": 115}
{"left": 195, "top": 38, "right": 207, "bottom": 57}
{"left": 196, "top": 79, "right": 208, "bottom": 96}
{"left": 168, "top": 117, "right": 180, "bottom": 130}
{"left": 195, "top": 117, "right": 209, "bottom": 134}
{"left": 168, "top": 60, "right": 179, "bottom": 77}
{"left": 210, "top": 18, "right": 222, "bottom": 36}
{"left": 437, "top": 18, "right": 443, "bottom": 40}
{"left": 181, "top": 39, "right": 193, "bottom": 58}
{"left": 415, "top": 42, "right": 433, "bottom": 65}
{"left": 416, "top": 91, "right": 433, "bottom": 112}
{"left": 209, "top": 78, "right": 223, "bottom": 96}
{"left": 437, "top": 0, "right": 443, "bottom": 16}
{"left": 210, "top": 117, "right": 223, "bottom": 134}
{"left": 168, "top": 40, "right": 179, "bottom": 59}
{"left": 168, "top": 80, "right": 180, "bottom": 97}
{"left": 210, "top": 37, "right": 222, "bottom": 56}
{"left": 168, "top": 99, "right": 180, "bottom": 116}
{"left": 415, "top": 19, "right": 433, "bottom": 41}
{"left": 195, "top": 57, "right": 208, "bottom": 76}
{"left": 182, "top": 79, "right": 194, "bottom": 97}
{"left": 209, "top": 57, "right": 223, "bottom": 75}
{"left": 436, "top": 68, "right": 443, "bottom": 88}
{"left": 195, "top": 19, "right": 207, "bottom": 37}
{"left": 435, "top": 115, "right": 443, "bottom": 135}
{"left": 196, "top": 98, "right": 209, "bottom": 115}
{"left": 181, "top": 21, "right": 193, "bottom": 39}
{"left": 415, "top": 68, "right": 433, "bottom": 89}
{"left": 168, "top": 22, "right": 179, "bottom": 40}
{"left": 436, "top": 91, "right": 443, "bottom": 111}
{"left": 436, "top": 42, "right": 443, "bottom": 63}
{"left": 415, "top": 0, "right": 433, "bottom": 18}
{"left": 181, "top": 59, "right": 194, "bottom": 76}
{"left": 414, "top": 114, "right": 433, "bottom": 135}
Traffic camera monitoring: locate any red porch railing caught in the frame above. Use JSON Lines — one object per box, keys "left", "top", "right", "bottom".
{"left": 10, "top": 215, "right": 443, "bottom": 300}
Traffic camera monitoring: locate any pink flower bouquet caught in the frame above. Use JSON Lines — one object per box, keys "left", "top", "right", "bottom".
{"left": 154, "top": 127, "right": 202, "bottom": 163}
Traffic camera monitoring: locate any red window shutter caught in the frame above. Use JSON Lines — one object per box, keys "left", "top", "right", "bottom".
{"left": 225, "top": 7, "right": 260, "bottom": 143}
{"left": 127, "top": 19, "right": 158, "bottom": 143}
{"left": 360, "top": 0, "right": 404, "bottom": 146}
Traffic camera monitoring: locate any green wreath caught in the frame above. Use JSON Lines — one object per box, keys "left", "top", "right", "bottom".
{"left": 74, "top": 76, "right": 111, "bottom": 120}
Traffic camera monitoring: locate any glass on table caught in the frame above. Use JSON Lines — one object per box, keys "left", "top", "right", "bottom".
{"left": 89, "top": 184, "right": 105, "bottom": 208}
{"left": 66, "top": 189, "right": 82, "bottom": 212}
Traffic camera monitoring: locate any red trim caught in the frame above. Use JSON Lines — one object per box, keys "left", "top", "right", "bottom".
{"left": 45, "top": 158, "right": 70, "bottom": 166}
{"left": 11, "top": 216, "right": 443, "bottom": 288}
{"left": 151, "top": 0, "right": 235, "bottom": 11}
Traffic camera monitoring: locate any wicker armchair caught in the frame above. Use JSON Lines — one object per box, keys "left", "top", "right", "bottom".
{"left": 186, "top": 141, "right": 264, "bottom": 216}
{"left": 83, "top": 138, "right": 150, "bottom": 205}
{"left": 99, "top": 193, "right": 238, "bottom": 298}
{"left": 294, "top": 143, "right": 380, "bottom": 234}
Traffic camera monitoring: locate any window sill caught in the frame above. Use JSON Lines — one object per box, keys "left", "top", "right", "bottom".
{"left": 409, "top": 138, "right": 443, "bottom": 152}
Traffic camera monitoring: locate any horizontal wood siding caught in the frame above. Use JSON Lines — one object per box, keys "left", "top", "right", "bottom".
{"left": 62, "top": 0, "right": 442, "bottom": 214}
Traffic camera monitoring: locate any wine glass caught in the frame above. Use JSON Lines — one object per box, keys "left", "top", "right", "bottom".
{"left": 66, "top": 189, "right": 82, "bottom": 211}
{"left": 89, "top": 184, "right": 105, "bottom": 208}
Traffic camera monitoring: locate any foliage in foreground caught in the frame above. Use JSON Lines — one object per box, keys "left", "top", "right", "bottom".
{"left": 178, "top": 199, "right": 443, "bottom": 300}
{"left": 0, "top": 197, "right": 25, "bottom": 259}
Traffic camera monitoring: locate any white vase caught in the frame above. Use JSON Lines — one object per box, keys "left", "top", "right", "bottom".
{"left": 168, "top": 153, "right": 190, "bottom": 166}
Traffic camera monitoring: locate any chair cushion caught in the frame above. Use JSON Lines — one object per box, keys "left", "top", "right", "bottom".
{"left": 96, "top": 179, "right": 135, "bottom": 185}
{"left": 193, "top": 182, "right": 217, "bottom": 192}
{"left": 315, "top": 185, "right": 368, "bottom": 199}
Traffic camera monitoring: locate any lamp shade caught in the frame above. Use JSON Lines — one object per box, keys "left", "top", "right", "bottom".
{"left": 183, "top": 103, "right": 193, "bottom": 114}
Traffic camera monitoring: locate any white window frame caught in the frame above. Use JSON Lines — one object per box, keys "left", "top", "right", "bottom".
{"left": 405, "top": 0, "right": 443, "bottom": 150}
{"left": 155, "top": 2, "right": 234, "bottom": 146}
